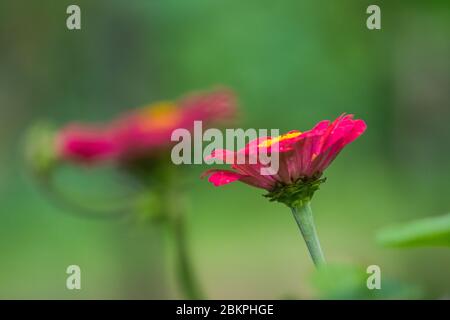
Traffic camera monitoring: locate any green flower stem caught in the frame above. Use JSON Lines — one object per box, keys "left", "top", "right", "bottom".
{"left": 171, "top": 213, "right": 204, "bottom": 300}
{"left": 157, "top": 164, "right": 204, "bottom": 300}
{"left": 131, "top": 159, "right": 204, "bottom": 299}
{"left": 290, "top": 201, "right": 326, "bottom": 267}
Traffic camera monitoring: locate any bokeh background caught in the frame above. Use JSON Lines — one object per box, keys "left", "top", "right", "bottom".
{"left": 0, "top": 0, "right": 449, "bottom": 299}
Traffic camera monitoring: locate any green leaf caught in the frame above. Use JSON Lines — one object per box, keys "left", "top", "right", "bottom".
{"left": 377, "top": 213, "right": 450, "bottom": 247}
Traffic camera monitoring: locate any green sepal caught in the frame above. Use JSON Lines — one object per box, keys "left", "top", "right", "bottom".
{"left": 133, "top": 190, "right": 166, "bottom": 224}
{"left": 264, "top": 176, "right": 326, "bottom": 207}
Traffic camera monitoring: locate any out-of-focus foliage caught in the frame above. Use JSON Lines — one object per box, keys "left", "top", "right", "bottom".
{"left": 311, "top": 264, "right": 422, "bottom": 299}
{"left": 377, "top": 214, "right": 450, "bottom": 247}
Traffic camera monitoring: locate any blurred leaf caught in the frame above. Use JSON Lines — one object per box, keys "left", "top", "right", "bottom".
{"left": 23, "top": 122, "right": 58, "bottom": 178}
{"left": 377, "top": 213, "right": 450, "bottom": 247}
{"left": 311, "top": 264, "right": 422, "bottom": 299}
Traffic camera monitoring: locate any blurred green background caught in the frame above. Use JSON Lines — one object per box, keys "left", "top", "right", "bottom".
{"left": 0, "top": 0, "right": 449, "bottom": 299}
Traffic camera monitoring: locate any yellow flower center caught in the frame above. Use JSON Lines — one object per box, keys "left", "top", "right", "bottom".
{"left": 138, "top": 102, "right": 182, "bottom": 130}
{"left": 258, "top": 131, "right": 302, "bottom": 148}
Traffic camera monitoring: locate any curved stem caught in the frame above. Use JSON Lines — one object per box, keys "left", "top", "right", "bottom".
{"left": 290, "top": 201, "right": 326, "bottom": 267}
{"left": 36, "top": 175, "right": 132, "bottom": 220}
{"left": 171, "top": 213, "right": 204, "bottom": 299}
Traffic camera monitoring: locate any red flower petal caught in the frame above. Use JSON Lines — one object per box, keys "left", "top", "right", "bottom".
{"left": 201, "top": 169, "right": 243, "bottom": 187}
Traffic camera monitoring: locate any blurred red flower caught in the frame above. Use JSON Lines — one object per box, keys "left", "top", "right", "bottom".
{"left": 56, "top": 88, "right": 236, "bottom": 164}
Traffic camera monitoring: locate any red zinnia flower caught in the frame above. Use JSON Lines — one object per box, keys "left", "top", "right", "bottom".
{"left": 203, "top": 114, "right": 366, "bottom": 194}
{"left": 202, "top": 114, "right": 366, "bottom": 267}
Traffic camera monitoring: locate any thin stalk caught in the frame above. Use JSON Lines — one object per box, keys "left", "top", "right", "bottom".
{"left": 290, "top": 201, "right": 326, "bottom": 267}
{"left": 171, "top": 213, "right": 204, "bottom": 299}
{"left": 160, "top": 165, "right": 204, "bottom": 300}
